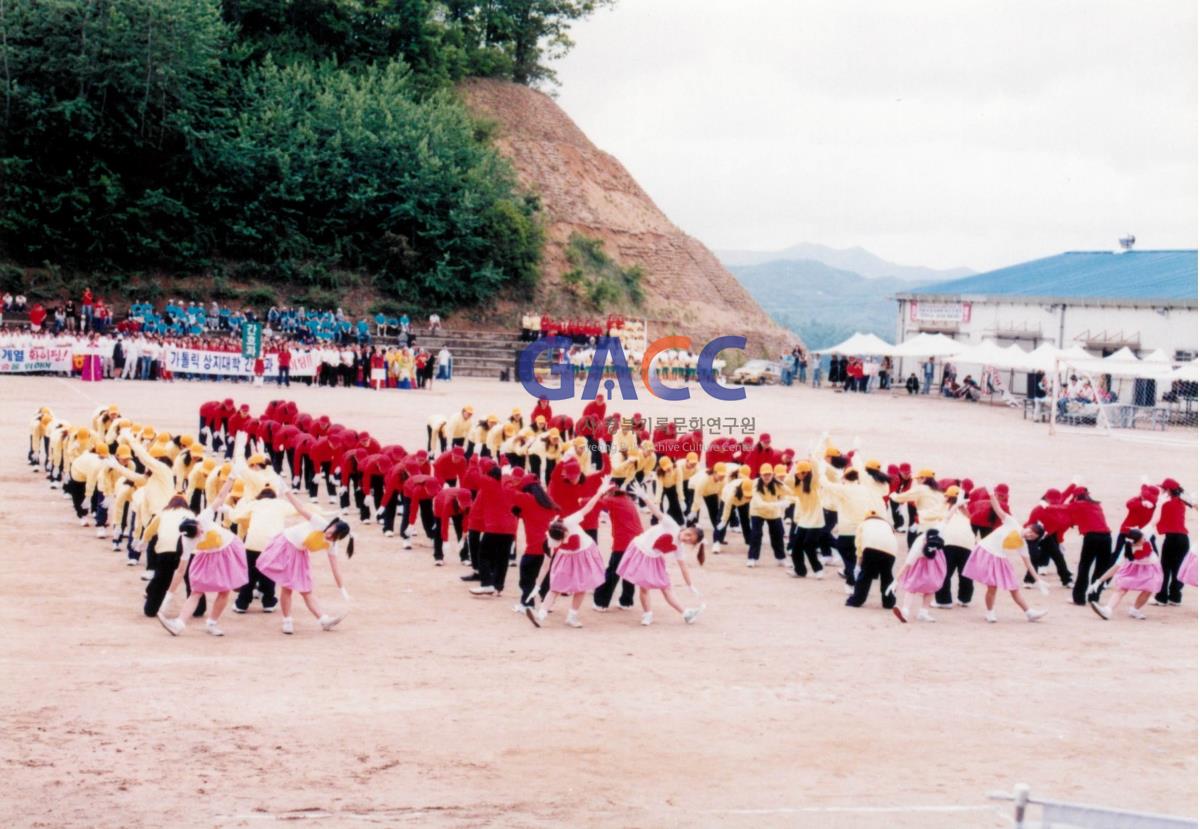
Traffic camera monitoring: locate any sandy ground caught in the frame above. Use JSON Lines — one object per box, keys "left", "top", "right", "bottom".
{"left": 0, "top": 374, "right": 1195, "bottom": 829}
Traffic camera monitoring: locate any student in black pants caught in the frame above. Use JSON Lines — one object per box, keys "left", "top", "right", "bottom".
{"left": 845, "top": 513, "right": 897, "bottom": 609}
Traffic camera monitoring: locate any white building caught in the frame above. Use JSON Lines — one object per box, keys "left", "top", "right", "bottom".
{"left": 894, "top": 249, "right": 1197, "bottom": 397}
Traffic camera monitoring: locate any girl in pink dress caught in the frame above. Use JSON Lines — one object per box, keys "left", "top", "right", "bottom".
{"left": 893, "top": 528, "right": 949, "bottom": 623}
{"left": 616, "top": 483, "right": 705, "bottom": 626}
{"left": 157, "top": 479, "right": 248, "bottom": 637}
{"left": 535, "top": 479, "right": 613, "bottom": 629}
{"left": 1088, "top": 529, "right": 1164, "bottom": 620}
{"left": 256, "top": 488, "right": 354, "bottom": 634}
{"left": 1180, "top": 549, "right": 1198, "bottom": 588}
{"left": 962, "top": 489, "right": 1049, "bottom": 623}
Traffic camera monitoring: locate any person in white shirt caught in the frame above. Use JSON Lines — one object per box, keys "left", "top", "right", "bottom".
{"left": 437, "top": 346, "right": 452, "bottom": 380}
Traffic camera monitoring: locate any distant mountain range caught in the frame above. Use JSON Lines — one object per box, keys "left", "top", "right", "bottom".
{"left": 718, "top": 242, "right": 975, "bottom": 283}
{"left": 721, "top": 245, "right": 975, "bottom": 351}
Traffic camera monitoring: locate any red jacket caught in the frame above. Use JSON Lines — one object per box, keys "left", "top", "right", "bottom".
{"left": 1066, "top": 496, "right": 1110, "bottom": 535}
{"left": 434, "top": 488, "right": 473, "bottom": 540}
{"left": 513, "top": 490, "right": 559, "bottom": 554}
{"left": 381, "top": 461, "right": 410, "bottom": 507}
{"left": 402, "top": 475, "right": 442, "bottom": 526}
{"left": 1119, "top": 485, "right": 1160, "bottom": 532}
{"left": 477, "top": 474, "right": 518, "bottom": 535}
{"left": 361, "top": 453, "right": 392, "bottom": 495}
{"left": 1028, "top": 502, "right": 1071, "bottom": 542}
{"left": 433, "top": 448, "right": 468, "bottom": 484}
{"left": 596, "top": 492, "right": 643, "bottom": 551}
{"left": 339, "top": 447, "right": 369, "bottom": 487}
{"left": 1157, "top": 497, "right": 1189, "bottom": 535}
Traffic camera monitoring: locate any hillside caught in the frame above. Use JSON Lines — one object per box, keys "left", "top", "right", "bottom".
{"left": 728, "top": 259, "right": 934, "bottom": 350}
{"left": 719, "top": 242, "right": 974, "bottom": 282}
{"left": 458, "top": 79, "right": 795, "bottom": 355}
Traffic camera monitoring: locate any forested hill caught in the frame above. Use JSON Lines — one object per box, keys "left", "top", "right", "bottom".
{"left": 0, "top": 0, "right": 612, "bottom": 316}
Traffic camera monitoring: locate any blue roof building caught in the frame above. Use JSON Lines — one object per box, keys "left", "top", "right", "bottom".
{"left": 893, "top": 248, "right": 1198, "bottom": 359}
{"left": 903, "top": 250, "right": 1197, "bottom": 305}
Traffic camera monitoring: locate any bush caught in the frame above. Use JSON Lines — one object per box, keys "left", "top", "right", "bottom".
{"left": 243, "top": 287, "right": 278, "bottom": 309}
{"left": 0, "top": 264, "right": 23, "bottom": 293}
{"left": 562, "top": 233, "right": 644, "bottom": 310}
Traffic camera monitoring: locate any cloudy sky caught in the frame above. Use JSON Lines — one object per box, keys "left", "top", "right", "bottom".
{"left": 552, "top": 0, "right": 1198, "bottom": 272}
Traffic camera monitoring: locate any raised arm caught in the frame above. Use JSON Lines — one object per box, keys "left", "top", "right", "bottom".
{"left": 283, "top": 487, "right": 314, "bottom": 521}
{"left": 566, "top": 477, "right": 612, "bottom": 523}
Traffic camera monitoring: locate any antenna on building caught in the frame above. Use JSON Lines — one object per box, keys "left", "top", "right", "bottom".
{"left": 1117, "top": 234, "right": 1136, "bottom": 253}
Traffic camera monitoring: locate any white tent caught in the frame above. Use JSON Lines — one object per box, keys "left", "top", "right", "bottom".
{"left": 1142, "top": 348, "right": 1172, "bottom": 364}
{"left": 889, "top": 332, "right": 965, "bottom": 358}
{"left": 1018, "top": 343, "right": 1061, "bottom": 373}
{"left": 1103, "top": 346, "right": 1138, "bottom": 362}
{"left": 1168, "top": 360, "right": 1198, "bottom": 381}
{"left": 816, "top": 332, "right": 895, "bottom": 356}
{"left": 952, "top": 339, "right": 1024, "bottom": 369}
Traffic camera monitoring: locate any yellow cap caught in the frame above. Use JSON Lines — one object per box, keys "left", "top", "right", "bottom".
{"left": 573, "top": 436, "right": 586, "bottom": 448}
{"left": 547, "top": 428, "right": 560, "bottom": 439}
{"left": 503, "top": 423, "right": 518, "bottom": 437}
{"left": 230, "top": 481, "right": 246, "bottom": 498}
{"left": 116, "top": 418, "right": 131, "bottom": 429}
{"left": 759, "top": 462, "right": 774, "bottom": 474}
{"left": 865, "top": 459, "right": 881, "bottom": 471}
{"left": 713, "top": 462, "right": 728, "bottom": 476}
{"left": 773, "top": 463, "right": 787, "bottom": 477}
{"left": 917, "top": 468, "right": 935, "bottom": 479}
{"left": 107, "top": 404, "right": 119, "bottom": 414}
{"left": 150, "top": 445, "right": 170, "bottom": 460}
{"left": 154, "top": 432, "right": 171, "bottom": 444}
{"left": 659, "top": 457, "right": 674, "bottom": 471}
{"left": 95, "top": 444, "right": 110, "bottom": 458}
{"left": 201, "top": 458, "right": 217, "bottom": 473}
{"left": 740, "top": 479, "right": 754, "bottom": 497}
{"left": 945, "top": 485, "right": 961, "bottom": 499}
{"left": 738, "top": 464, "right": 751, "bottom": 479}
{"left": 38, "top": 406, "right": 51, "bottom": 416}
{"left": 640, "top": 439, "right": 654, "bottom": 450}
{"left": 248, "top": 453, "right": 268, "bottom": 467}
{"left": 189, "top": 446, "right": 205, "bottom": 459}
{"left": 219, "top": 463, "right": 232, "bottom": 476}
{"left": 40, "top": 413, "right": 51, "bottom": 426}
{"left": 511, "top": 407, "right": 522, "bottom": 416}
{"left": 116, "top": 445, "right": 132, "bottom": 460}
{"left": 463, "top": 405, "right": 474, "bottom": 415}
{"left": 141, "top": 426, "right": 156, "bottom": 440}
{"left": 179, "top": 435, "right": 194, "bottom": 448}
{"left": 686, "top": 452, "right": 698, "bottom": 463}
{"left": 75, "top": 427, "right": 91, "bottom": 440}
{"left": 794, "top": 460, "right": 813, "bottom": 474}
{"left": 824, "top": 446, "right": 840, "bottom": 458}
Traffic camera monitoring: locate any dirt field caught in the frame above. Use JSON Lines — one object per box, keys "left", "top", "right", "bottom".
{"left": 1, "top": 375, "right": 1195, "bottom": 828}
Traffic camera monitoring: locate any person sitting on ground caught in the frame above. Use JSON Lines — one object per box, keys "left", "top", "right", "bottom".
{"left": 905, "top": 373, "right": 920, "bottom": 395}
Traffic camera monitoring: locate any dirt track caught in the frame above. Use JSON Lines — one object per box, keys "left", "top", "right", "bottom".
{"left": 1, "top": 375, "right": 1195, "bottom": 828}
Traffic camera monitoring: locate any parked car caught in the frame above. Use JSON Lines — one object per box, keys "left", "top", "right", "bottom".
{"left": 731, "top": 359, "right": 782, "bottom": 385}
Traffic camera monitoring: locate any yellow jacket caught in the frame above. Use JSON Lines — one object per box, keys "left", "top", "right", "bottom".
{"left": 889, "top": 483, "right": 947, "bottom": 528}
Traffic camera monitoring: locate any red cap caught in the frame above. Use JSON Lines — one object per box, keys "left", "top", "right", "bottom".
{"left": 559, "top": 457, "right": 581, "bottom": 479}
{"left": 899, "top": 463, "right": 911, "bottom": 475}
{"left": 1042, "top": 488, "right": 1062, "bottom": 504}
{"left": 995, "top": 483, "right": 1009, "bottom": 495}
{"left": 1161, "top": 478, "right": 1181, "bottom": 491}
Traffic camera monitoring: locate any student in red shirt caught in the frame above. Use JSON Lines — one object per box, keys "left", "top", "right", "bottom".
{"left": 468, "top": 466, "right": 521, "bottom": 597}
{"left": 277, "top": 347, "right": 292, "bottom": 387}
{"left": 591, "top": 486, "right": 645, "bottom": 611}
{"left": 1063, "top": 482, "right": 1112, "bottom": 606}
{"left": 433, "top": 487, "right": 474, "bottom": 566}
{"left": 1025, "top": 488, "right": 1074, "bottom": 587}
{"left": 1155, "top": 478, "right": 1193, "bottom": 606}
{"left": 512, "top": 476, "right": 561, "bottom": 610}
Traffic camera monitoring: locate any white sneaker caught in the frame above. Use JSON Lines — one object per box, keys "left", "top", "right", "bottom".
{"left": 384, "top": 530, "right": 394, "bottom": 538}
{"left": 745, "top": 560, "right": 755, "bottom": 568}
{"left": 282, "top": 617, "right": 294, "bottom": 635}
{"left": 712, "top": 542, "right": 722, "bottom": 554}
{"left": 1128, "top": 608, "right": 1147, "bottom": 620}
{"left": 640, "top": 611, "right": 653, "bottom": 626}
{"left": 917, "top": 609, "right": 935, "bottom": 623}
{"left": 512, "top": 602, "right": 525, "bottom": 613}
{"left": 536, "top": 608, "right": 548, "bottom": 623}
{"left": 814, "top": 570, "right": 825, "bottom": 580}
{"left": 933, "top": 602, "right": 954, "bottom": 609}
{"left": 319, "top": 613, "right": 346, "bottom": 631}
{"left": 402, "top": 540, "right": 413, "bottom": 550}
{"left": 469, "top": 586, "right": 496, "bottom": 596}
{"left": 843, "top": 584, "right": 854, "bottom": 595}
{"left": 776, "top": 559, "right": 786, "bottom": 567}
{"left": 434, "top": 559, "right": 444, "bottom": 567}
{"left": 683, "top": 606, "right": 703, "bottom": 624}
{"left": 205, "top": 619, "right": 225, "bottom": 637}
{"left": 565, "top": 610, "right": 583, "bottom": 628}
{"left": 1025, "top": 608, "right": 1047, "bottom": 622}
{"left": 95, "top": 527, "right": 107, "bottom": 538}
{"left": 78, "top": 516, "right": 89, "bottom": 527}
{"left": 139, "top": 571, "right": 153, "bottom": 581}
{"left": 957, "top": 601, "right": 971, "bottom": 608}
{"left": 157, "top": 613, "right": 184, "bottom": 636}
{"left": 592, "top": 602, "right": 608, "bottom": 613}
{"left": 125, "top": 559, "right": 137, "bottom": 567}
{"left": 985, "top": 610, "right": 997, "bottom": 623}
{"left": 1090, "top": 601, "right": 1112, "bottom": 620}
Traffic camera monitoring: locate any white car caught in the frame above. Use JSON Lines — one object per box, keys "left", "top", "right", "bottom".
{"left": 730, "top": 359, "right": 782, "bottom": 385}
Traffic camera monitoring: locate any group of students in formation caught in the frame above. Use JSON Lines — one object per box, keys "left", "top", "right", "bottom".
{"left": 27, "top": 392, "right": 1196, "bottom": 635}
{"left": 28, "top": 404, "right": 355, "bottom": 637}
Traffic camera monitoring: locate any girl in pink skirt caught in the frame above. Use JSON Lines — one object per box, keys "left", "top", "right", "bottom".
{"left": 616, "top": 483, "right": 704, "bottom": 627}
{"left": 535, "top": 479, "right": 613, "bottom": 629}
{"left": 256, "top": 488, "right": 354, "bottom": 634}
{"left": 962, "top": 490, "right": 1049, "bottom": 623}
{"left": 1088, "top": 530, "right": 1164, "bottom": 620}
{"left": 158, "top": 479, "right": 248, "bottom": 637}
{"left": 1180, "top": 549, "right": 1198, "bottom": 588}
{"left": 893, "top": 528, "right": 949, "bottom": 623}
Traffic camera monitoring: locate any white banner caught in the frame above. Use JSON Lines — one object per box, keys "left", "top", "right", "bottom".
{"left": 910, "top": 301, "right": 972, "bottom": 324}
{"left": 0, "top": 345, "right": 74, "bottom": 373}
{"left": 164, "top": 347, "right": 316, "bottom": 378}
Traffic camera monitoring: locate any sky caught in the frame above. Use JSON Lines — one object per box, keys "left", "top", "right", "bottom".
{"left": 551, "top": 0, "right": 1198, "bottom": 272}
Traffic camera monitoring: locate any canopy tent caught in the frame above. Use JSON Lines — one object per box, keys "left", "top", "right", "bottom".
{"left": 888, "top": 332, "right": 965, "bottom": 358}
{"left": 1142, "top": 348, "right": 1172, "bottom": 364}
{"left": 816, "top": 332, "right": 895, "bottom": 356}
{"left": 951, "top": 339, "right": 1025, "bottom": 369}
{"left": 1168, "top": 360, "right": 1198, "bottom": 381}
{"left": 1103, "top": 346, "right": 1139, "bottom": 362}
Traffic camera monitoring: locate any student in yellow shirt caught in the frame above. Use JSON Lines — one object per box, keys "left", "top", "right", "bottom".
{"left": 655, "top": 456, "right": 685, "bottom": 523}
{"left": 748, "top": 463, "right": 788, "bottom": 567}
{"left": 785, "top": 460, "right": 825, "bottom": 578}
